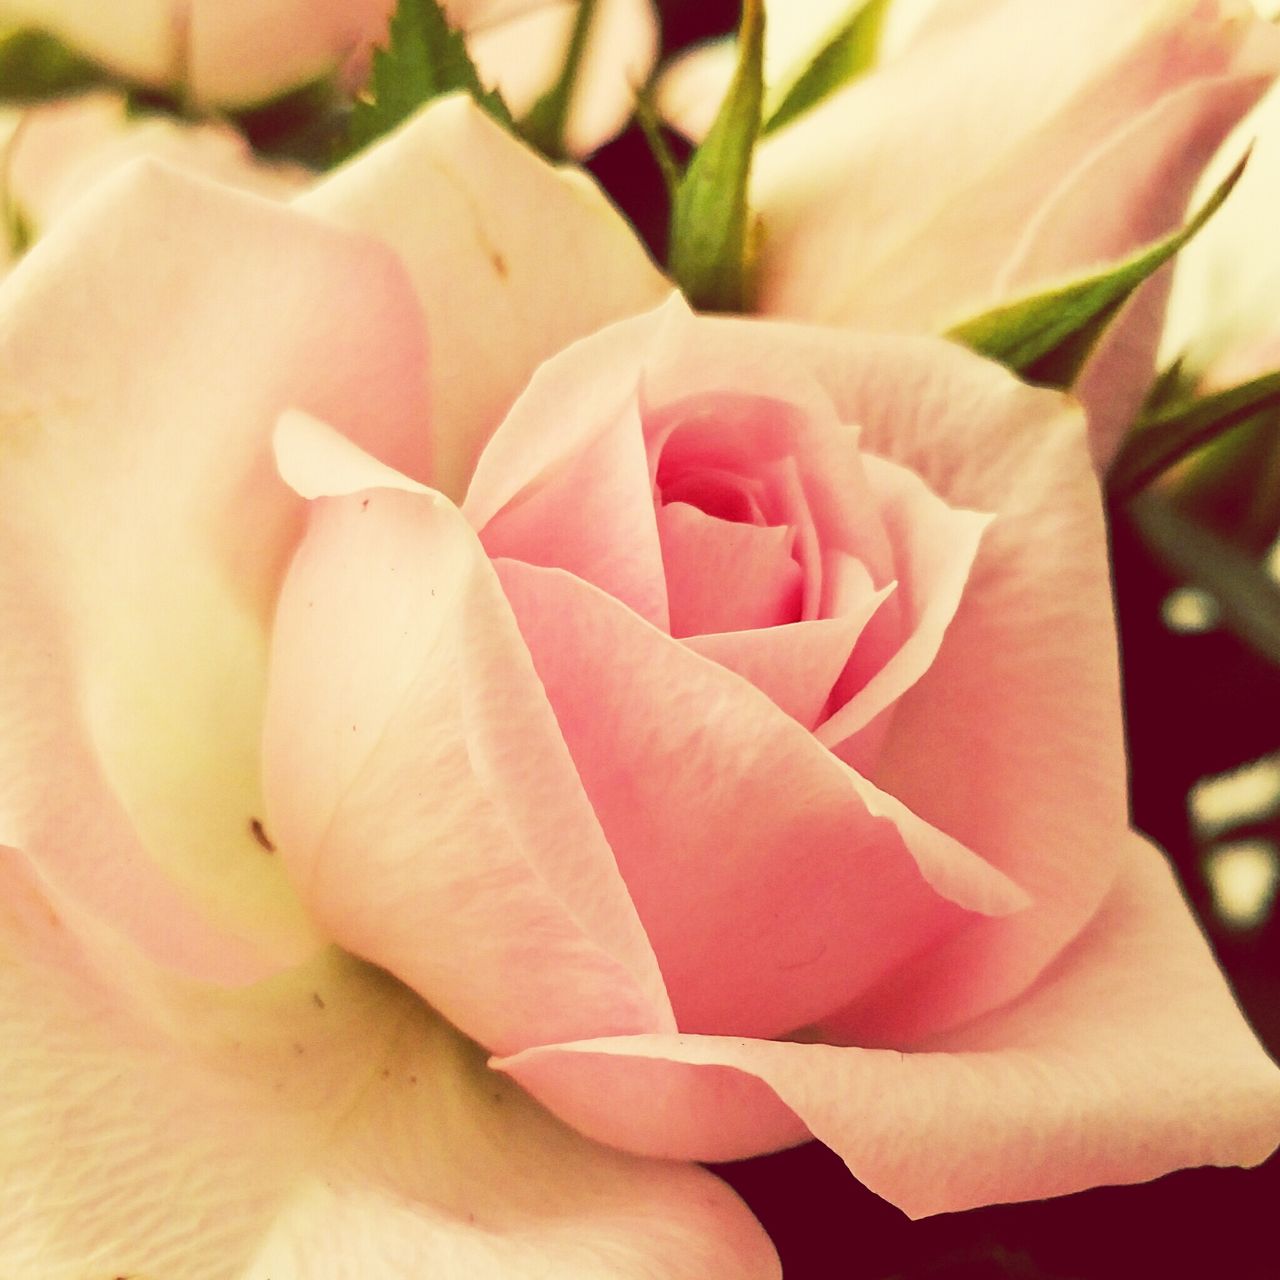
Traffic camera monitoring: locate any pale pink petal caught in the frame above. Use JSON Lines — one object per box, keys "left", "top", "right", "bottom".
{"left": 468, "top": 0, "right": 659, "bottom": 156}
{"left": 264, "top": 453, "right": 674, "bottom": 1055}
{"left": 816, "top": 454, "right": 991, "bottom": 772}
{"left": 499, "top": 837, "right": 1280, "bottom": 1217}
{"left": 463, "top": 301, "right": 669, "bottom": 523}
{"left": 464, "top": 1, "right": 577, "bottom": 116}
{"left": 241, "top": 1010, "right": 779, "bottom": 1279}
{"left": 563, "top": 0, "right": 658, "bottom": 155}
{"left": 686, "top": 606, "right": 884, "bottom": 730}
{"left": 658, "top": 502, "right": 802, "bottom": 635}
{"left": 0, "top": 161, "right": 428, "bottom": 982}
{"left": 478, "top": 391, "right": 670, "bottom": 629}
{"left": 1018, "top": 70, "right": 1275, "bottom": 465}
{"left": 188, "top": 0, "right": 395, "bottom": 106}
{"left": 640, "top": 311, "right": 898, "bottom": 594}
{"left": 496, "top": 559, "right": 1027, "bottom": 1042}
{"left": 0, "top": 859, "right": 777, "bottom": 1278}
{"left": 753, "top": 0, "right": 1279, "bottom": 333}
{"left": 1162, "top": 71, "right": 1280, "bottom": 379}
{"left": 656, "top": 0, "right": 920, "bottom": 144}
{"left": 654, "top": 38, "right": 736, "bottom": 143}
{"left": 455, "top": 0, "right": 561, "bottom": 24}
{"left": 701, "top": 324, "right": 1129, "bottom": 1044}
{"left": 300, "top": 96, "right": 669, "bottom": 499}
{"left": 462, "top": 302, "right": 670, "bottom": 627}
{"left": 7, "top": 93, "right": 303, "bottom": 244}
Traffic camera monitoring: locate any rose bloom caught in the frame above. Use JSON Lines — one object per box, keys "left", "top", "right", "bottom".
{"left": 659, "top": 0, "right": 1280, "bottom": 460}
{"left": 0, "top": 0, "right": 656, "bottom": 152}
{"left": 0, "top": 90, "right": 305, "bottom": 275}
{"left": 1164, "top": 0, "right": 1280, "bottom": 385}
{"left": 2, "top": 94, "right": 1277, "bottom": 1275}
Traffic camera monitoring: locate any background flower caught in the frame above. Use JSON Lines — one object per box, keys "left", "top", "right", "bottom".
{"left": 658, "top": 0, "right": 1280, "bottom": 463}
{"left": 0, "top": 0, "right": 658, "bottom": 153}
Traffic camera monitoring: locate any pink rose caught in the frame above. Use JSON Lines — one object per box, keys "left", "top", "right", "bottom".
{"left": 0, "top": 100, "right": 774, "bottom": 1275}
{"left": 0, "top": 0, "right": 657, "bottom": 152}
{"left": 2, "top": 91, "right": 1277, "bottom": 1273}
{"left": 660, "top": 0, "right": 1280, "bottom": 463}
{"left": 265, "top": 113, "right": 1280, "bottom": 1220}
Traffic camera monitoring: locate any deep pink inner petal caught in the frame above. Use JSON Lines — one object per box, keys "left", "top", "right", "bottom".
{"left": 478, "top": 394, "right": 670, "bottom": 630}
{"left": 658, "top": 502, "right": 803, "bottom": 636}
{"left": 496, "top": 558, "right": 1027, "bottom": 1042}
{"left": 661, "top": 467, "right": 767, "bottom": 525}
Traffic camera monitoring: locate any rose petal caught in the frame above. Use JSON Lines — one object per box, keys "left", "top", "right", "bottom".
{"left": 299, "top": 95, "right": 669, "bottom": 499}
{"left": 640, "top": 312, "right": 898, "bottom": 597}
{"left": 816, "top": 453, "right": 991, "bottom": 772}
{"left": 752, "top": 0, "right": 1278, "bottom": 333}
{"left": 478, "top": 389, "right": 671, "bottom": 629}
{"left": 0, "top": 0, "right": 176, "bottom": 87}
{"left": 1020, "top": 69, "right": 1277, "bottom": 464}
{"left": 467, "top": 0, "right": 660, "bottom": 156}
{"left": 655, "top": 0, "right": 935, "bottom": 144}
{"left": 264, "top": 437, "right": 674, "bottom": 1055}
{"left": 496, "top": 559, "right": 1027, "bottom": 1042}
{"left": 7, "top": 93, "right": 303, "bottom": 243}
{"left": 0, "top": 856, "right": 777, "bottom": 1278}
{"left": 658, "top": 502, "right": 802, "bottom": 635}
{"left": 696, "top": 324, "right": 1128, "bottom": 1043}
{"left": 686, "top": 605, "right": 885, "bottom": 730}
{"left": 498, "top": 836, "right": 1280, "bottom": 1218}
{"left": 1161, "top": 66, "right": 1280, "bottom": 378}
{"left": 0, "top": 160, "right": 428, "bottom": 983}
{"left": 187, "top": 0, "right": 394, "bottom": 106}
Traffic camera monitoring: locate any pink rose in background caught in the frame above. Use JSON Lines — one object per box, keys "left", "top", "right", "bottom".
{"left": 0, "top": 99, "right": 777, "bottom": 1275}
{"left": 661, "top": 0, "right": 1280, "bottom": 463}
{"left": 0, "top": 0, "right": 394, "bottom": 105}
{"left": 0, "top": 0, "right": 657, "bottom": 152}
{"left": 263, "top": 106, "right": 1280, "bottom": 1219}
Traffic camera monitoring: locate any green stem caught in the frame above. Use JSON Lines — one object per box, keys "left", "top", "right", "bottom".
{"left": 520, "top": 0, "right": 600, "bottom": 157}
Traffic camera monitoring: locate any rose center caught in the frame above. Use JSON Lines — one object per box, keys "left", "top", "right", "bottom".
{"left": 655, "top": 460, "right": 805, "bottom": 638}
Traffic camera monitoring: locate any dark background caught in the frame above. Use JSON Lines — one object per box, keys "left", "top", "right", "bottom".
{"left": 585, "top": 3, "right": 1280, "bottom": 1275}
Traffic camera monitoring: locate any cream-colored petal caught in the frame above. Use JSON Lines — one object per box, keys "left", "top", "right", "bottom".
{"left": 0, "top": 160, "right": 429, "bottom": 979}
{"left": 300, "top": 94, "right": 668, "bottom": 500}
{"left": 0, "top": 852, "right": 777, "bottom": 1278}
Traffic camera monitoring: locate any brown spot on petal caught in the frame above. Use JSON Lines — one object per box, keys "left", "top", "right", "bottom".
{"left": 249, "top": 817, "right": 276, "bottom": 853}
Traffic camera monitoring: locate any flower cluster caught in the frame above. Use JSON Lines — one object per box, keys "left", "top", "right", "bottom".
{"left": 2, "top": 2, "right": 1279, "bottom": 1276}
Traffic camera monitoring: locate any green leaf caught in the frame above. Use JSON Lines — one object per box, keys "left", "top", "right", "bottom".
{"left": 1141, "top": 355, "right": 1193, "bottom": 416}
{"left": 668, "top": 0, "right": 765, "bottom": 312}
{"left": 520, "top": 0, "right": 597, "bottom": 158}
{"left": 634, "top": 88, "right": 683, "bottom": 200}
{"left": 1109, "top": 366, "right": 1280, "bottom": 500}
{"left": 948, "top": 151, "right": 1249, "bottom": 386}
{"left": 342, "top": 0, "right": 512, "bottom": 159}
{"left": 0, "top": 27, "right": 109, "bottom": 102}
{"left": 763, "top": 0, "right": 890, "bottom": 135}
